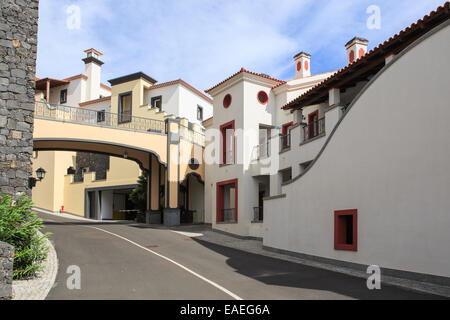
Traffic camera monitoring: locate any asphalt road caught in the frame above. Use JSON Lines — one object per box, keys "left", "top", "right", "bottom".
{"left": 40, "top": 213, "right": 442, "bottom": 300}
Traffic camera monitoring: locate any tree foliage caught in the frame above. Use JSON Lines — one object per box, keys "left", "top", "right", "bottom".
{"left": 0, "top": 194, "right": 50, "bottom": 279}
{"left": 129, "top": 174, "right": 147, "bottom": 214}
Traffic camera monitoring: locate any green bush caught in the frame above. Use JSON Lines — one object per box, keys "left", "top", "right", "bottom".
{"left": 129, "top": 174, "right": 148, "bottom": 214}
{"left": 0, "top": 193, "right": 50, "bottom": 280}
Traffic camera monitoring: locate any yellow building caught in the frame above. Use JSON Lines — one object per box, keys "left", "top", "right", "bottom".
{"left": 32, "top": 49, "right": 211, "bottom": 225}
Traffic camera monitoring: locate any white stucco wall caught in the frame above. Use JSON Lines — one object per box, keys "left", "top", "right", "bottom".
{"left": 264, "top": 23, "right": 450, "bottom": 278}
{"left": 178, "top": 85, "right": 213, "bottom": 125}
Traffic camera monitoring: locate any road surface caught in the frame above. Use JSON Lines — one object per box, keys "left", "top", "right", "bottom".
{"left": 40, "top": 213, "right": 442, "bottom": 300}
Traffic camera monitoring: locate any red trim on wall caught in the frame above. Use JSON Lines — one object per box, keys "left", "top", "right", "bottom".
{"left": 334, "top": 209, "right": 358, "bottom": 251}
{"left": 223, "top": 94, "right": 232, "bottom": 109}
{"left": 257, "top": 91, "right": 269, "bottom": 105}
{"left": 307, "top": 110, "right": 319, "bottom": 139}
{"left": 220, "top": 120, "right": 235, "bottom": 165}
{"left": 216, "top": 179, "right": 239, "bottom": 223}
{"left": 304, "top": 60, "right": 309, "bottom": 71}
{"left": 282, "top": 122, "right": 293, "bottom": 148}
{"left": 297, "top": 61, "right": 302, "bottom": 71}
{"left": 349, "top": 50, "right": 355, "bottom": 64}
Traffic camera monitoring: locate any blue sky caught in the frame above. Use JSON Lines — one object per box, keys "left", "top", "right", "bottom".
{"left": 37, "top": 0, "right": 445, "bottom": 93}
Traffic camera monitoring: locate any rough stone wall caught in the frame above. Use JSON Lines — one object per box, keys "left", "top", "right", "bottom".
{"left": 74, "top": 152, "right": 110, "bottom": 182}
{"left": 0, "top": 241, "right": 14, "bottom": 300}
{"left": 0, "top": 0, "right": 39, "bottom": 198}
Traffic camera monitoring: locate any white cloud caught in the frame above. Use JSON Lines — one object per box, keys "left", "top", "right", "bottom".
{"left": 36, "top": 0, "right": 446, "bottom": 93}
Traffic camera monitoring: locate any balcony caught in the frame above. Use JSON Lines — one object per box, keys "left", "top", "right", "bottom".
{"left": 302, "top": 117, "right": 325, "bottom": 143}
{"left": 221, "top": 208, "right": 237, "bottom": 223}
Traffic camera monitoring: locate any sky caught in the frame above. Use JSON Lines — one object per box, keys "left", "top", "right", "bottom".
{"left": 36, "top": 0, "right": 445, "bottom": 93}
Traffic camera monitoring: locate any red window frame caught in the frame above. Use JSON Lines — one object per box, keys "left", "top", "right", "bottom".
{"left": 216, "top": 179, "right": 238, "bottom": 223}
{"left": 282, "top": 122, "right": 293, "bottom": 149}
{"left": 257, "top": 91, "right": 269, "bottom": 105}
{"left": 307, "top": 110, "right": 319, "bottom": 139}
{"left": 220, "top": 120, "right": 235, "bottom": 165}
{"left": 223, "top": 94, "right": 232, "bottom": 109}
{"left": 334, "top": 209, "right": 358, "bottom": 251}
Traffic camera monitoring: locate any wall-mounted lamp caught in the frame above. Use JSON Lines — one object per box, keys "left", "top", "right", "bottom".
{"left": 28, "top": 167, "right": 47, "bottom": 189}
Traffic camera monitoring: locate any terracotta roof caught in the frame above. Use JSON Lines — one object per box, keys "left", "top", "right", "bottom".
{"left": 283, "top": 2, "right": 450, "bottom": 111}
{"left": 101, "top": 83, "right": 111, "bottom": 91}
{"left": 79, "top": 96, "right": 111, "bottom": 107}
{"left": 84, "top": 48, "right": 103, "bottom": 56}
{"left": 205, "top": 68, "right": 285, "bottom": 94}
{"left": 271, "top": 71, "right": 337, "bottom": 90}
{"left": 151, "top": 79, "right": 213, "bottom": 103}
{"left": 63, "top": 74, "right": 88, "bottom": 82}
{"left": 35, "top": 78, "right": 70, "bottom": 90}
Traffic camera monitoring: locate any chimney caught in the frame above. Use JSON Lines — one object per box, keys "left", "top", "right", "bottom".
{"left": 294, "top": 52, "right": 311, "bottom": 79}
{"left": 345, "top": 37, "right": 368, "bottom": 65}
{"left": 82, "top": 48, "right": 104, "bottom": 101}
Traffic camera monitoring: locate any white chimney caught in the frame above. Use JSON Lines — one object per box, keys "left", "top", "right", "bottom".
{"left": 345, "top": 37, "right": 368, "bottom": 65}
{"left": 294, "top": 52, "right": 311, "bottom": 79}
{"left": 82, "top": 48, "right": 104, "bottom": 101}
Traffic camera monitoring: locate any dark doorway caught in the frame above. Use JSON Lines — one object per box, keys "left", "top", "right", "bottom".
{"left": 88, "top": 191, "right": 96, "bottom": 219}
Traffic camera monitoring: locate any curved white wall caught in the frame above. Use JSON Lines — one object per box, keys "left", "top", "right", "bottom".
{"left": 264, "top": 23, "right": 450, "bottom": 278}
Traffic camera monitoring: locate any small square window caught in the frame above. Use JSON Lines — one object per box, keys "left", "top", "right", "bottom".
{"left": 334, "top": 209, "right": 358, "bottom": 251}
{"left": 97, "top": 110, "right": 106, "bottom": 123}
{"left": 197, "top": 105, "right": 203, "bottom": 121}
{"left": 60, "top": 89, "right": 68, "bottom": 104}
{"left": 151, "top": 96, "right": 162, "bottom": 111}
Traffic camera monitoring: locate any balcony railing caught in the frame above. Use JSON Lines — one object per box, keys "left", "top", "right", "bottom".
{"left": 252, "top": 142, "right": 271, "bottom": 161}
{"left": 179, "top": 124, "right": 205, "bottom": 146}
{"left": 253, "top": 207, "right": 263, "bottom": 222}
{"left": 221, "top": 208, "right": 237, "bottom": 223}
{"left": 280, "top": 133, "right": 291, "bottom": 151}
{"left": 302, "top": 118, "right": 325, "bottom": 142}
{"left": 35, "top": 101, "right": 166, "bottom": 134}
{"left": 221, "top": 150, "right": 235, "bottom": 166}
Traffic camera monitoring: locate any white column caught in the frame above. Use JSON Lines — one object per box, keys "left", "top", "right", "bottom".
{"left": 329, "top": 88, "right": 341, "bottom": 107}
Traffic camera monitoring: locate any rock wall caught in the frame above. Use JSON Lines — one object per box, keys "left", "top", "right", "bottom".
{"left": 0, "top": 0, "right": 39, "bottom": 198}
{"left": 0, "top": 241, "right": 14, "bottom": 300}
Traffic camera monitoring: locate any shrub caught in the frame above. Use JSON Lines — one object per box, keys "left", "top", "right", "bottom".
{"left": 129, "top": 174, "right": 148, "bottom": 214}
{"left": 0, "top": 193, "right": 50, "bottom": 280}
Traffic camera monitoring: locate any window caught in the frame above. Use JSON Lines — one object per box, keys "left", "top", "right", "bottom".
{"left": 60, "top": 89, "right": 67, "bottom": 104}
{"left": 220, "top": 120, "right": 235, "bottom": 165}
{"left": 151, "top": 96, "right": 162, "bottom": 111}
{"left": 97, "top": 110, "right": 105, "bottom": 123}
{"left": 281, "top": 122, "right": 293, "bottom": 149}
{"left": 197, "top": 105, "right": 203, "bottom": 121}
{"left": 308, "top": 110, "right": 319, "bottom": 139}
{"left": 223, "top": 94, "right": 232, "bottom": 109}
{"left": 257, "top": 91, "right": 269, "bottom": 105}
{"left": 334, "top": 209, "right": 358, "bottom": 251}
{"left": 280, "top": 167, "right": 292, "bottom": 183}
{"left": 119, "top": 92, "right": 132, "bottom": 123}
{"left": 216, "top": 179, "right": 238, "bottom": 223}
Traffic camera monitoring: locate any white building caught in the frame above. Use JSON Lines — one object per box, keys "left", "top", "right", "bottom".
{"left": 204, "top": 3, "right": 450, "bottom": 281}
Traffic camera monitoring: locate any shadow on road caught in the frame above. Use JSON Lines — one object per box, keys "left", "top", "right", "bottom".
{"left": 192, "top": 238, "right": 444, "bottom": 300}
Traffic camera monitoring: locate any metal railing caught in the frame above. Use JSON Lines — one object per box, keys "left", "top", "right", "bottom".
{"left": 222, "top": 208, "right": 237, "bottom": 223}
{"left": 252, "top": 141, "right": 271, "bottom": 161}
{"left": 280, "top": 133, "right": 291, "bottom": 151}
{"left": 35, "top": 101, "right": 166, "bottom": 134}
{"left": 302, "top": 118, "right": 325, "bottom": 142}
{"left": 179, "top": 124, "right": 205, "bottom": 146}
{"left": 253, "top": 207, "right": 263, "bottom": 222}
{"left": 222, "top": 150, "right": 235, "bottom": 165}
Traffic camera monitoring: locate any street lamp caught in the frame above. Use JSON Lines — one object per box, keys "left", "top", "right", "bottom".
{"left": 36, "top": 167, "right": 46, "bottom": 181}
{"left": 28, "top": 167, "right": 46, "bottom": 189}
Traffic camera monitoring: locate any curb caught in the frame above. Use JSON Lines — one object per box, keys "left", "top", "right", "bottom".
{"left": 12, "top": 231, "right": 58, "bottom": 300}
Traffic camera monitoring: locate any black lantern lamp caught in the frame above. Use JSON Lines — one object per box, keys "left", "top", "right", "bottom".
{"left": 28, "top": 167, "right": 46, "bottom": 189}
{"left": 36, "top": 167, "right": 46, "bottom": 181}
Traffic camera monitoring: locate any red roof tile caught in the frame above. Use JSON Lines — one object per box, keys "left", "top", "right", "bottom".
{"left": 205, "top": 68, "right": 285, "bottom": 94}
{"left": 283, "top": 1, "right": 450, "bottom": 110}
{"left": 151, "top": 79, "right": 213, "bottom": 103}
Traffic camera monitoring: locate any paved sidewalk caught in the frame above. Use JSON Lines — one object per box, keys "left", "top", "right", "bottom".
{"left": 12, "top": 232, "right": 58, "bottom": 300}
{"left": 163, "top": 224, "right": 450, "bottom": 298}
